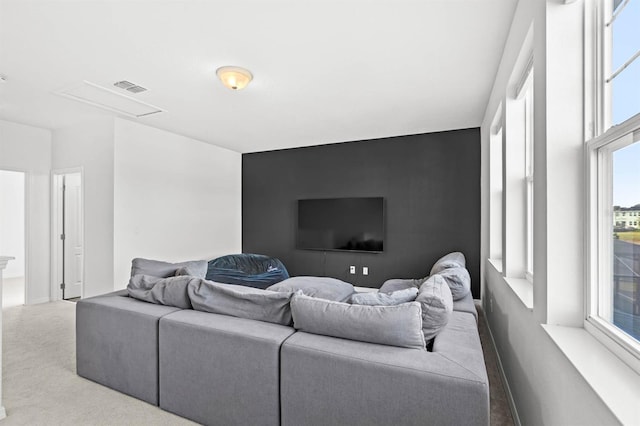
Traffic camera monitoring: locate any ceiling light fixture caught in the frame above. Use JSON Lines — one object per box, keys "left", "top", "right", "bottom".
{"left": 216, "top": 66, "right": 253, "bottom": 90}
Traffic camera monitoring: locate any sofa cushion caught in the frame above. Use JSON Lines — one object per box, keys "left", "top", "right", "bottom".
{"left": 435, "top": 266, "right": 471, "bottom": 301}
{"left": 429, "top": 251, "right": 466, "bottom": 275}
{"left": 127, "top": 274, "right": 194, "bottom": 309}
{"left": 379, "top": 278, "right": 425, "bottom": 293}
{"left": 76, "top": 294, "right": 182, "bottom": 405}
{"left": 131, "top": 258, "right": 207, "bottom": 279}
{"left": 159, "top": 310, "right": 294, "bottom": 426}
{"left": 188, "top": 280, "right": 294, "bottom": 326}
{"left": 291, "top": 294, "right": 426, "bottom": 350}
{"left": 350, "top": 287, "right": 418, "bottom": 306}
{"left": 268, "top": 276, "right": 354, "bottom": 302}
{"left": 416, "top": 274, "right": 453, "bottom": 341}
{"left": 280, "top": 314, "right": 489, "bottom": 426}
{"left": 175, "top": 265, "right": 206, "bottom": 277}
{"left": 453, "top": 291, "right": 478, "bottom": 321}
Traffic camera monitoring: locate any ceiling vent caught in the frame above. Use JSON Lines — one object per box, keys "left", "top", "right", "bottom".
{"left": 55, "top": 81, "right": 163, "bottom": 117}
{"left": 113, "top": 80, "right": 147, "bottom": 94}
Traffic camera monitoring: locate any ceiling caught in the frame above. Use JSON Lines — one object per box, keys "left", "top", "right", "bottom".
{"left": 0, "top": 0, "right": 517, "bottom": 153}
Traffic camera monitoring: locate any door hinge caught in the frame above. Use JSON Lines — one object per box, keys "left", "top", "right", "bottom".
{"left": 60, "top": 283, "right": 66, "bottom": 290}
{"left": 60, "top": 233, "right": 65, "bottom": 241}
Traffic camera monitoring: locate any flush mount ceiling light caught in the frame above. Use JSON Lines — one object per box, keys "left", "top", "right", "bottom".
{"left": 216, "top": 66, "right": 253, "bottom": 90}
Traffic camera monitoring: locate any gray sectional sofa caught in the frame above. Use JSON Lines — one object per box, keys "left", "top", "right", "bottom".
{"left": 76, "top": 287, "right": 488, "bottom": 425}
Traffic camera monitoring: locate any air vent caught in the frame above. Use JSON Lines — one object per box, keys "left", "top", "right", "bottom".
{"left": 114, "top": 80, "right": 148, "bottom": 94}
{"left": 55, "top": 81, "right": 163, "bottom": 117}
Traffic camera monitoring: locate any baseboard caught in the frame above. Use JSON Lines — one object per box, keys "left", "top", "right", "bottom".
{"left": 481, "top": 306, "right": 522, "bottom": 426}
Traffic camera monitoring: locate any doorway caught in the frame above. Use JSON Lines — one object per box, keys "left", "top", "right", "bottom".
{"left": 53, "top": 171, "right": 84, "bottom": 301}
{"left": 0, "top": 170, "right": 26, "bottom": 307}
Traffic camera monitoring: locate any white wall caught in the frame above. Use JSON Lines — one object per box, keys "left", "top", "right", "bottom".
{"left": 0, "top": 170, "right": 25, "bottom": 278}
{"left": 480, "top": 0, "right": 619, "bottom": 424}
{"left": 52, "top": 117, "right": 115, "bottom": 298}
{"left": 0, "top": 119, "right": 52, "bottom": 304}
{"left": 113, "top": 118, "right": 241, "bottom": 287}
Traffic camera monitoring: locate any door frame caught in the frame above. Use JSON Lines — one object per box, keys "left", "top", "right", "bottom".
{"left": 0, "top": 168, "right": 28, "bottom": 306}
{"left": 50, "top": 167, "right": 85, "bottom": 301}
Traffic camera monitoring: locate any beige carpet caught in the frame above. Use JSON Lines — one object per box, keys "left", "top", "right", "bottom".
{"left": 2, "top": 301, "right": 195, "bottom": 425}
{"left": 2, "top": 300, "right": 514, "bottom": 425}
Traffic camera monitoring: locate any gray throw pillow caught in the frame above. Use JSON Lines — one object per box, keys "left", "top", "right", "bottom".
{"left": 350, "top": 287, "right": 419, "bottom": 306}
{"left": 435, "top": 267, "right": 471, "bottom": 301}
{"left": 291, "top": 294, "right": 426, "bottom": 350}
{"left": 379, "top": 278, "right": 426, "bottom": 293}
{"left": 175, "top": 265, "right": 205, "bottom": 277}
{"left": 188, "top": 280, "right": 294, "bottom": 326}
{"left": 429, "top": 252, "right": 466, "bottom": 276}
{"left": 267, "top": 276, "right": 354, "bottom": 302}
{"left": 127, "top": 274, "right": 195, "bottom": 309}
{"left": 130, "top": 258, "right": 208, "bottom": 279}
{"left": 416, "top": 275, "right": 453, "bottom": 341}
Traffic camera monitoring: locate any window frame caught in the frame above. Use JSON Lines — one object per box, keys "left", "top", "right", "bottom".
{"left": 489, "top": 104, "right": 504, "bottom": 266}
{"left": 515, "top": 66, "right": 534, "bottom": 282}
{"left": 523, "top": 79, "right": 534, "bottom": 282}
{"left": 585, "top": 120, "right": 640, "bottom": 371}
{"left": 585, "top": 0, "right": 640, "bottom": 372}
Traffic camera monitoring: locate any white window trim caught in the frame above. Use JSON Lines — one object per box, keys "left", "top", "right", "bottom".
{"left": 515, "top": 67, "right": 534, "bottom": 283}
{"left": 489, "top": 104, "right": 504, "bottom": 266}
{"left": 585, "top": 112, "right": 640, "bottom": 375}
{"left": 523, "top": 82, "right": 534, "bottom": 282}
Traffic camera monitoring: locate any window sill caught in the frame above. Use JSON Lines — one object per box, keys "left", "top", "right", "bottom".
{"left": 542, "top": 325, "right": 640, "bottom": 425}
{"left": 504, "top": 277, "right": 533, "bottom": 310}
{"left": 488, "top": 258, "right": 503, "bottom": 273}
{"left": 488, "top": 259, "right": 533, "bottom": 310}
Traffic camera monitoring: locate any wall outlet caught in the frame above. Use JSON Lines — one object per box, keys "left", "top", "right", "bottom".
{"left": 362, "top": 266, "right": 368, "bottom": 275}
{"left": 350, "top": 266, "right": 356, "bottom": 274}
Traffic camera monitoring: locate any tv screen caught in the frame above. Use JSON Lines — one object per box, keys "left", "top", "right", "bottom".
{"left": 296, "top": 197, "right": 384, "bottom": 252}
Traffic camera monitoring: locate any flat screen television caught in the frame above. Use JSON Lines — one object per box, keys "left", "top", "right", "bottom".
{"left": 296, "top": 197, "right": 384, "bottom": 253}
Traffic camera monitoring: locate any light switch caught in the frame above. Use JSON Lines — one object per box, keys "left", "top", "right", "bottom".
{"left": 362, "top": 267, "right": 368, "bottom": 275}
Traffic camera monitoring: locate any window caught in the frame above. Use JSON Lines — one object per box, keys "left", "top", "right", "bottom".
{"left": 586, "top": 0, "right": 640, "bottom": 369}
{"left": 490, "top": 106, "right": 504, "bottom": 266}
{"left": 502, "top": 49, "right": 534, "bottom": 283}
{"left": 523, "top": 73, "right": 534, "bottom": 281}
{"left": 513, "top": 62, "right": 534, "bottom": 281}
{"left": 605, "top": 0, "right": 640, "bottom": 128}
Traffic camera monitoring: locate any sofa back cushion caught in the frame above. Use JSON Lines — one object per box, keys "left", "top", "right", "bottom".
{"left": 291, "top": 294, "right": 426, "bottom": 350}
{"left": 429, "top": 251, "right": 466, "bottom": 276}
{"left": 350, "top": 287, "right": 418, "bottom": 306}
{"left": 131, "top": 258, "right": 208, "bottom": 279}
{"left": 416, "top": 275, "right": 453, "bottom": 341}
{"left": 127, "top": 274, "right": 195, "bottom": 309}
{"left": 434, "top": 267, "right": 471, "bottom": 301}
{"left": 188, "top": 280, "right": 294, "bottom": 326}
{"left": 378, "top": 278, "right": 425, "bottom": 293}
{"left": 268, "top": 276, "right": 354, "bottom": 302}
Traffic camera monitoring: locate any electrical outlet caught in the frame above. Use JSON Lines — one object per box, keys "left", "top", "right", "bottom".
{"left": 362, "top": 266, "right": 368, "bottom": 275}
{"left": 350, "top": 266, "right": 356, "bottom": 274}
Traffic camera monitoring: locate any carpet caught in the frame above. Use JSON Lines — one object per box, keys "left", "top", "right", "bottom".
{"left": 2, "top": 301, "right": 195, "bottom": 425}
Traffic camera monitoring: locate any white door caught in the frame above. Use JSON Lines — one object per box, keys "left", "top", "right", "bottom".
{"left": 62, "top": 173, "right": 83, "bottom": 299}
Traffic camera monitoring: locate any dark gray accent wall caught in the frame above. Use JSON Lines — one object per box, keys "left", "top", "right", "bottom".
{"left": 242, "top": 128, "right": 481, "bottom": 297}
